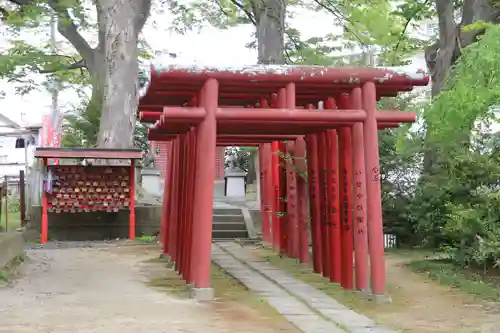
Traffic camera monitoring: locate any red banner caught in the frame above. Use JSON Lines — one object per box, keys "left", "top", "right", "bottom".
{"left": 41, "top": 113, "right": 62, "bottom": 165}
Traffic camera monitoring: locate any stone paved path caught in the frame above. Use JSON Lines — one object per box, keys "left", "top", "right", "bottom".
{"left": 212, "top": 242, "right": 397, "bottom": 333}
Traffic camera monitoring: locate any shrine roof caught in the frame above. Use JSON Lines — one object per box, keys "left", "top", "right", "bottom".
{"left": 34, "top": 148, "right": 142, "bottom": 159}
{"left": 138, "top": 63, "right": 429, "bottom": 108}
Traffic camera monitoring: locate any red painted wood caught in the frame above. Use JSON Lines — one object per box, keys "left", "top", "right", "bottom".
{"left": 190, "top": 78, "right": 218, "bottom": 289}
{"left": 161, "top": 142, "right": 173, "bottom": 254}
{"left": 294, "top": 136, "right": 310, "bottom": 264}
{"left": 259, "top": 144, "right": 271, "bottom": 242}
{"left": 41, "top": 158, "right": 48, "bottom": 244}
{"left": 350, "top": 87, "right": 370, "bottom": 291}
{"left": 326, "top": 130, "right": 341, "bottom": 283}
{"left": 363, "top": 82, "right": 387, "bottom": 296}
{"left": 129, "top": 160, "right": 135, "bottom": 240}
{"left": 136, "top": 64, "right": 427, "bottom": 295}
{"left": 278, "top": 141, "right": 287, "bottom": 254}
{"left": 168, "top": 139, "right": 180, "bottom": 262}
{"left": 317, "top": 131, "right": 330, "bottom": 278}
{"left": 35, "top": 148, "right": 142, "bottom": 159}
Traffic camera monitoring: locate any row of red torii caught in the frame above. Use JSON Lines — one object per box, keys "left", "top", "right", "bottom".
{"left": 138, "top": 64, "right": 429, "bottom": 298}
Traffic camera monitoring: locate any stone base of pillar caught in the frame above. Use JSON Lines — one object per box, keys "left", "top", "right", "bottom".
{"left": 369, "top": 293, "right": 392, "bottom": 304}
{"left": 189, "top": 287, "right": 214, "bottom": 301}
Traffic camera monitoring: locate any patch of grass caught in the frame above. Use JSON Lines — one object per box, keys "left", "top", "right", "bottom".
{"left": 0, "top": 255, "right": 25, "bottom": 282}
{"left": 407, "top": 259, "right": 500, "bottom": 301}
{"left": 0, "top": 211, "right": 21, "bottom": 232}
{"left": 143, "top": 255, "right": 167, "bottom": 264}
{"left": 251, "top": 246, "right": 408, "bottom": 316}
{"left": 136, "top": 235, "right": 156, "bottom": 243}
{"left": 146, "top": 258, "right": 280, "bottom": 316}
{"left": 384, "top": 247, "right": 437, "bottom": 257}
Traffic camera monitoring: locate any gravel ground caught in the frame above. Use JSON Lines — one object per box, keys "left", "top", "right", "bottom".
{"left": 0, "top": 242, "right": 294, "bottom": 333}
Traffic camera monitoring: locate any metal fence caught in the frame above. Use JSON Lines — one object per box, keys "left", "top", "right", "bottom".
{"left": 0, "top": 172, "right": 26, "bottom": 232}
{"left": 384, "top": 233, "right": 397, "bottom": 249}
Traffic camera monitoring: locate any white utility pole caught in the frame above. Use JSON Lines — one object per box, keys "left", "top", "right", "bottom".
{"left": 49, "top": 13, "right": 60, "bottom": 130}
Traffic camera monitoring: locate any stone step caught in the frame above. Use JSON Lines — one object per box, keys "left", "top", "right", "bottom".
{"left": 212, "top": 221, "right": 247, "bottom": 231}
{"left": 212, "top": 214, "right": 244, "bottom": 223}
{"left": 212, "top": 208, "right": 242, "bottom": 215}
{"left": 212, "top": 229, "right": 249, "bottom": 240}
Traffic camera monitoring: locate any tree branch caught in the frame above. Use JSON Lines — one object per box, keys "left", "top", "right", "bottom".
{"left": 0, "top": 6, "right": 9, "bottom": 19}
{"left": 228, "top": 0, "right": 256, "bottom": 25}
{"left": 5, "top": 0, "right": 95, "bottom": 68}
{"left": 311, "top": 0, "right": 365, "bottom": 46}
{"left": 38, "top": 58, "right": 87, "bottom": 74}
{"left": 7, "top": 0, "right": 32, "bottom": 5}
{"left": 49, "top": 3, "right": 94, "bottom": 62}
{"left": 135, "top": 0, "right": 152, "bottom": 33}
{"left": 392, "top": 0, "right": 431, "bottom": 65}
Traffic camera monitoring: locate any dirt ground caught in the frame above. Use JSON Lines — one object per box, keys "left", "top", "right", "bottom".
{"left": 0, "top": 243, "right": 297, "bottom": 333}
{"left": 380, "top": 253, "right": 500, "bottom": 333}
{"left": 252, "top": 246, "right": 500, "bottom": 333}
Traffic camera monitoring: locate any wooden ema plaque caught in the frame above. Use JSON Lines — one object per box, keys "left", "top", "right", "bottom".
{"left": 47, "top": 165, "right": 131, "bottom": 213}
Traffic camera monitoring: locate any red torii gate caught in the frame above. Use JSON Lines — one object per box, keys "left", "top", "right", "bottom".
{"left": 138, "top": 64, "right": 429, "bottom": 300}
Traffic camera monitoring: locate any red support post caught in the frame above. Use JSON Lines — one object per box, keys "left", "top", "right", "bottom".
{"left": 285, "top": 141, "right": 299, "bottom": 258}
{"left": 187, "top": 131, "right": 197, "bottom": 284}
{"left": 350, "top": 87, "right": 370, "bottom": 291}
{"left": 168, "top": 138, "right": 180, "bottom": 262}
{"left": 184, "top": 130, "right": 196, "bottom": 283}
{"left": 317, "top": 131, "right": 330, "bottom": 278}
{"left": 258, "top": 98, "right": 271, "bottom": 243}
{"left": 338, "top": 93, "right": 354, "bottom": 290}
{"left": 258, "top": 144, "right": 271, "bottom": 242}
{"left": 271, "top": 140, "right": 280, "bottom": 251}
{"left": 295, "top": 136, "right": 309, "bottom": 263}
{"left": 362, "top": 81, "right": 387, "bottom": 296}
{"left": 305, "top": 106, "right": 323, "bottom": 273}
{"left": 285, "top": 82, "right": 298, "bottom": 258}
{"left": 41, "top": 158, "right": 48, "bottom": 244}
{"left": 175, "top": 134, "right": 187, "bottom": 274}
{"left": 129, "top": 158, "right": 136, "bottom": 240}
{"left": 325, "top": 98, "right": 341, "bottom": 283}
{"left": 162, "top": 142, "right": 173, "bottom": 254}
{"left": 264, "top": 143, "right": 275, "bottom": 244}
{"left": 278, "top": 141, "right": 288, "bottom": 254}
{"left": 180, "top": 133, "right": 189, "bottom": 278}
{"left": 191, "top": 78, "right": 218, "bottom": 289}
{"left": 270, "top": 89, "right": 286, "bottom": 253}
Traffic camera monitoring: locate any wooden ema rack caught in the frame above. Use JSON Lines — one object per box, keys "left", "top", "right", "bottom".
{"left": 34, "top": 148, "right": 143, "bottom": 244}
{"left": 47, "top": 165, "right": 131, "bottom": 213}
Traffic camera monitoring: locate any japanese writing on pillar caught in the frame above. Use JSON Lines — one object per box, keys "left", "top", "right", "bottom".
{"left": 354, "top": 169, "right": 364, "bottom": 235}
{"left": 329, "top": 168, "right": 337, "bottom": 229}
{"left": 342, "top": 169, "right": 349, "bottom": 231}
{"left": 310, "top": 171, "right": 317, "bottom": 200}
{"left": 372, "top": 167, "right": 380, "bottom": 182}
{"left": 322, "top": 170, "right": 329, "bottom": 225}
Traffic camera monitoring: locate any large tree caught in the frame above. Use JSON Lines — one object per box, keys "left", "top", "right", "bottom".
{"left": 422, "top": 0, "right": 500, "bottom": 173}
{"left": 168, "top": 0, "right": 287, "bottom": 63}
{"left": 0, "top": 0, "right": 152, "bottom": 148}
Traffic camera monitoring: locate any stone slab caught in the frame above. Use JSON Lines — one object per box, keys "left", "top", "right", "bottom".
{"left": 211, "top": 245, "right": 347, "bottom": 333}
{"left": 216, "top": 242, "right": 398, "bottom": 333}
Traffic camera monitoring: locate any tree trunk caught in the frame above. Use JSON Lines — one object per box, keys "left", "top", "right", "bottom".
{"left": 86, "top": 51, "right": 106, "bottom": 142}
{"left": 241, "top": 0, "right": 285, "bottom": 183}
{"left": 253, "top": 0, "right": 286, "bottom": 64}
{"left": 97, "top": 0, "right": 151, "bottom": 149}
